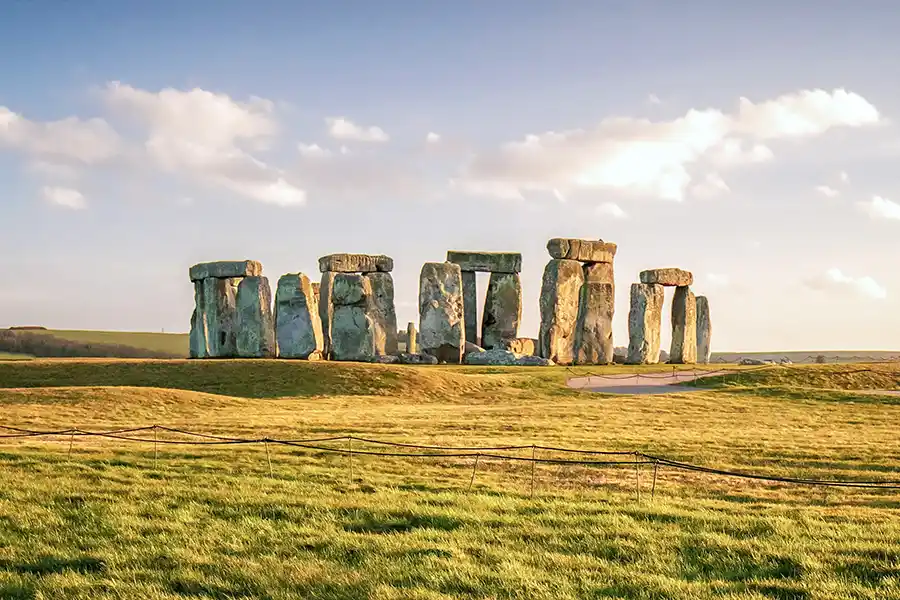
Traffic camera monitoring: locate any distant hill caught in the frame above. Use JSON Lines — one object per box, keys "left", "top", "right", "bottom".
{"left": 710, "top": 351, "right": 900, "bottom": 364}
{"left": 0, "top": 329, "right": 188, "bottom": 359}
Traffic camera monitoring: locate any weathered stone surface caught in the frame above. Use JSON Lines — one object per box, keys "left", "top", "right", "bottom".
{"left": 504, "top": 338, "right": 537, "bottom": 356}
{"left": 465, "top": 341, "right": 485, "bottom": 354}
{"left": 640, "top": 268, "right": 693, "bottom": 287}
{"left": 547, "top": 239, "right": 617, "bottom": 263}
{"left": 374, "top": 355, "right": 400, "bottom": 364}
{"left": 367, "top": 272, "right": 398, "bottom": 356}
{"left": 481, "top": 272, "right": 522, "bottom": 350}
{"left": 318, "top": 253, "right": 393, "bottom": 273}
{"left": 626, "top": 283, "right": 665, "bottom": 365}
{"left": 573, "top": 264, "right": 615, "bottom": 364}
{"left": 696, "top": 296, "right": 711, "bottom": 365}
{"left": 235, "top": 277, "right": 275, "bottom": 358}
{"left": 190, "top": 260, "right": 261, "bottom": 282}
{"left": 201, "top": 277, "right": 240, "bottom": 358}
{"left": 464, "top": 348, "right": 553, "bottom": 366}
{"left": 319, "top": 272, "right": 336, "bottom": 359}
{"left": 406, "top": 322, "right": 417, "bottom": 354}
{"left": 418, "top": 262, "right": 465, "bottom": 364}
{"left": 398, "top": 352, "right": 439, "bottom": 365}
{"left": 461, "top": 270, "right": 478, "bottom": 344}
{"left": 538, "top": 259, "right": 584, "bottom": 365}
{"left": 446, "top": 251, "right": 521, "bottom": 273}
{"left": 330, "top": 274, "right": 376, "bottom": 362}
{"left": 189, "top": 281, "right": 208, "bottom": 359}
{"left": 311, "top": 282, "right": 320, "bottom": 304}
{"left": 670, "top": 286, "right": 697, "bottom": 364}
{"left": 274, "top": 273, "right": 323, "bottom": 359}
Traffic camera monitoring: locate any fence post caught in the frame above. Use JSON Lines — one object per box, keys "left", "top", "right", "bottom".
{"left": 67, "top": 430, "right": 75, "bottom": 459}
{"left": 468, "top": 454, "right": 480, "bottom": 491}
{"left": 530, "top": 445, "right": 536, "bottom": 498}
{"left": 265, "top": 439, "right": 273, "bottom": 478}
{"left": 153, "top": 426, "right": 158, "bottom": 470}
{"left": 651, "top": 460, "right": 659, "bottom": 501}
{"left": 634, "top": 454, "right": 641, "bottom": 503}
{"left": 347, "top": 436, "right": 353, "bottom": 485}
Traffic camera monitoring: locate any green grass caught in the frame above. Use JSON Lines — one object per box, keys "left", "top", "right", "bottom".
{"left": 0, "top": 360, "right": 899, "bottom": 598}
{"left": 0, "top": 353, "right": 31, "bottom": 361}
{"left": 35, "top": 329, "right": 190, "bottom": 357}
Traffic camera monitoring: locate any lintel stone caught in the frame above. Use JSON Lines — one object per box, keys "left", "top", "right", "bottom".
{"left": 546, "top": 239, "right": 617, "bottom": 263}
{"left": 446, "top": 251, "right": 522, "bottom": 273}
{"left": 639, "top": 268, "right": 693, "bottom": 287}
{"left": 189, "top": 260, "right": 262, "bottom": 282}
{"left": 318, "top": 253, "right": 393, "bottom": 273}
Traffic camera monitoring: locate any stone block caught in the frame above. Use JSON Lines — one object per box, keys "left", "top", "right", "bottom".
{"left": 546, "top": 239, "right": 617, "bottom": 263}
{"left": 696, "top": 296, "right": 711, "bottom": 365}
{"left": 418, "top": 262, "right": 465, "bottom": 363}
{"left": 538, "top": 259, "right": 584, "bottom": 365}
{"left": 235, "top": 276, "right": 275, "bottom": 358}
{"left": 201, "top": 277, "right": 241, "bottom": 358}
{"left": 189, "top": 281, "right": 208, "bottom": 359}
{"left": 366, "top": 272, "right": 399, "bottom": 356}
{"left": 319, "top": 272, "right": 336, "bottom": 359}
{"left": 318, "top": 253, "right": 393, "bottom": 273}
{"left": 190, "top": 260, "right": 262, "bottom": 282}
{"left": 446, "top": 251, "right": 522, "bottom": 273}
{"left": 481, "top": 272, "right": 522, "bottom": 350}
{"left": 330, "top": 274, "right": 376, "bottom": 361}
{"left": 626, "top": 283, "right": 664, "bottom": 365}
{"left": 464, "top": 348, "right": 553, "bottom": 366}
{"left": 640, "top": 268, "right": 693, "bottom": 287}
{"left": 406, "top": 322, "right": 417, "bottom": 354}
{"left": 504, "top": 338, "right": 537, "bottom": 356}
{"left": 461, "top": 270, "right": 478, "bottom": 344}
{"left": 275, "top": 273, "right": 323, "bottom": 359}
{"left": 573, "top": 266, "right": 615, "bottom": 365}
{"left": 670, "top": 286, "right": 697, "bottom": 364}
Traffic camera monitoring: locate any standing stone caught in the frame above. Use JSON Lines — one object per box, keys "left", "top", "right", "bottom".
{"left": 696, "top": 296, "right": 711, "bottom": 365}
{"left": 274, "top": 273, "right": 323, "bottom": 359}
{"left": 202, "top": 277, "right": 240, "bottom": 358}
{"left": 235, "top": 277, "right": 275, "bottom": 358}
{"left": 189, "top": 281, "right": 209, "bottom": 359}
{"left": 626, "top": 283, "right": 665, "bottom": 365}
{"left": 418, "top": 262, "right": 465, "bottom": 363}
{"left": 481, "top": 272, "right": 522, "bottom": 350}
{"left": 461, "top": 270, "right": 478, "bottom": 344}
{"left": 366, "top": 272, "right": 399, "bottom": 356}
{"left": 670, "top": 286, "right": 697, "bottom": 364}
{"left": 330, "top": 274, "right": 376, "bottom": 362}
{"left": 406, "top": 322, "right": 417, "bottom": 354}
{"left": 538, "top": 259, "right": 584, "bottom": 365}
{"left": 573, "top": 264, "right": 615, "bottom": 365}
{"left": 319, "top": 272, "right": 336, "bottom": 359}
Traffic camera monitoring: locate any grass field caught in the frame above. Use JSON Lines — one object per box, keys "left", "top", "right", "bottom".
{"left": 0, "top": 360, "right": 898, "bottom": 599}
{"left": 36, "top": 329, "right": 190, "bottom": 357}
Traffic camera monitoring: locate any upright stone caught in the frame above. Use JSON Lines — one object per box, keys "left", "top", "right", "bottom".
{"left": 319, "top": 272, "right": 336, "bottom": 359}
{"left": 481, "top": 272, "right": 522, "bottom": 350}
{"left": 696, "top": 296, "right": 712, "bottom": 365}
{"left": 235, "top": 276, "right": 275, "bottom": 358}
{"left": 461, "top": 271, "right": 478, "bottom": 344}
{"left": 406, "top": 322, "right": 417, "bottom": 354}
{"left": 418, "top": 262, "right": 465, "bottom": 363}
{"left": 538, "top": 259, "right": 584, "bottom": 365}
{"left": 626, "top": 283, "right": 664, "bottom": 365}
{"left": 275, "top": 273, "right": 323, "bottom": 359}
{"left": 189, "top": 281, "right": 209, "bottom": 359}
{"left": 202, "top": 277, "right": 240, "bottom": 358}
{"left": 573, "top": 264, "right": 615, "bottom": 364}
{"left": 330, "top": 274, "right": 376, "bottom": 362}
{"left": 367, "top": 272, "right": 399, "bottom": 355}
{"left": 670, "top": 286, "right": 697, "bottom": 364}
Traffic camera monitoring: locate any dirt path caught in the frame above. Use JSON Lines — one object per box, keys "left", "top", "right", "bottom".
{"left": 566, "top": 369, "right": 731, "bottom": 395}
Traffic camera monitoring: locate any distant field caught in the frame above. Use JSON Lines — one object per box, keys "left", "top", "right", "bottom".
{"left": 0, "top": 352, "right": 31, "bottom": 361}
{"left": 711, "top": 350, "right": 900, "bottom": 364}
{"left": 0, "top": 360, "right": 898, "bottom": 598}
{"left": 36, "top": 329, "right": 190, "bottom": 357}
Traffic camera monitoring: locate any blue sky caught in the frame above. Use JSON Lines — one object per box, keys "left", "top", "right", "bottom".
{"left": 2, "top": 1, "right": 899, "bottom": 351}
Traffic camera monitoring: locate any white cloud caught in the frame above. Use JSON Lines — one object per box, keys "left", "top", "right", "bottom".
{"left": 647, "top": 93, "right": 661, "bottom": 106}
{"left": 326, "top": 117, "right": 389, "bottom": 142}
{"left": 297, "top": 142, "right": 332, "bottom": 158}
{"left": 103, "top": 82, "right": 305, "bottom": 206}
{"left": 42, "top": 186, "right": 86, "bottom": 210}
{"left": 858, "top": 195, "right": 900, "bottom": 220}
{"left": 815, "top": 185, "right": 839, "bottom": 198}
{"left": 691, "top": 172, "right": 730, "bottom": 199}
{"left": 806, "top": 268, "right": 887, "bottom": 300}
{"left": 596, "top": 202, "right": 627, "bottom": 219}
{"left": 0, "top": 107, "right": 120, "bottom": 165}
{"left": 454, "top": 87, "right": 880, "bottom": 203}
{"left": 839, "top": 170, "right": 850, "bottom": 184}
{"left": 426, "top": 132, "right": 441, "bottom": 143}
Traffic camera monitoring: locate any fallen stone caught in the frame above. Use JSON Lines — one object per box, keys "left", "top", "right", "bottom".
{"left": 201, "top": 277, "right": 241, "bottom": 358}
{"left": 373, "top": 355, "right": 400, "bottom": 364}
{"left": 464, "top": 348, "right": 552, "bottom": 366}
{"left": 461, "top": 270, "right": 478, "bottom": 344}
{"left": 398, "top": 353, "right": 439, "bottom": 365}
{"left": 626, "top": 283, "right": 665, "bottom": 365}
{"left": 546, "top": 239, "right": 617, "bottom": 263}
{"left": 481, "top": 272, "right": 522, "bottom": 350}
{"left": 446, "top": 251, "right": 522, "bottom": 273}
{"left": 418, "top": 262, "right": 465, "bottom": 363}
{"left": 330, "top": 274, "right": 376, "bottom": 361}
{"left": 318, "top": 253, "right": 393, "bottom": 273}
{"left": 573, "top": 265, "right": 615, "bottom": 364}
{"left": 538, "top": 259, "right": 584, "bottom": 365}
{"left": 190, "top": 260, "right": 262, "bottom": 282}
{"left": 274, "top": 273, "right": 323, "bottom": 359}
{"left": 406, "top": 322, "right": 417, "bottom": 354}
{"left": 612, "top": 346, "right": 628, "bottom": 364}
{"left": 235, "top": 276, "right": 275, "bottom": 358}
{"left": 504, "top": 338, "right": 537, "bottom": 356}
{"left": 670, "top": 286, "right": 697, "bottom": 364}
{"left": 366, "top": 272, "right": 399, "bottom": 356}
{"left": 516, "top": 355, "right": 554, "bottom": 367}
{"left": 640, "top": 268, "right": 693, "bottom": 287}
{"left": 318, "top": 272, "right": 336, "bottom": 359}
{"left": 696, "top": 296, "right": 711, "bottom": 365}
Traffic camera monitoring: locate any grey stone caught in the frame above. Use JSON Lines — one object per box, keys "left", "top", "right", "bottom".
{"left": 696, "top": 296, "right": 711, "bottom": 365}
{"left": 517, "top": 355, "right": 554, "bottom": 367}
{"left": 406, "top": 322, "right": 417, "bottom": 354}
{"left": 640, "top": 268, "right": 693, "bottom": 287}
{"left": 418, "top": 262, "right": 465, "bottom": 363}
{"left": 446, "top": 251, "right": 521, "bottom": 273}
{"left": 503, "top": 338, "right": 537, "bottom": 356}
{"left": 573, "top": 264, "right": 615, "bottom": 365}
{"left": 274, "top": 273, "right": 323, "bottom": 359}
{"left": 374, "top": 355, "right": 400, "bottom": 364}
{"left": 190, "top": 260, "right": 262, "bottom": 282}
{"left": 398, "top": 353, "right": 439, "bottom": 365}
{"left": 547, "top": 239, "right": 617, "bottom": 263}
{"left": 481, "top": 272, "right": 522, "bottom": 350}
{"left": 367, "top": 272, "right": 399, "bottom": 356}
{"left": 201, "top": 276, "right": 240, "bottom": 358}
{"left": 464, "top": 348, "right": 552, "bottom": 366}
{"left": 189, "top": 281, "right": 208, "bottom": 359}
{"left": 538, "top": 259, "right": 584, "bottom": 365}
{"left": 465, "top": 341, "right": 485, "bottom": 354}
{"left": 670, "top": 286, "right": 697, "bottom": 364}
{"left": 318, "top": 253, "right": 393, "bottom": 273}
{"left": 319, "top": 272, "right": 336, "bottom": 359}
{"left": 235, "top": 276, "right": 275, "bottom": 358}
{"left": 461, "top": 270, "right": 478, "bottom": 344}
{"left": 330, "top": 274, "right": 376, "bottom": 362}
{"left": 626, "top": 283, "right": 665, "bottom": 365}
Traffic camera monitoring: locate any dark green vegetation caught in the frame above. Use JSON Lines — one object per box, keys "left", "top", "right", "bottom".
{"left": 0, "top": 360, "right": 898, "bottom": 599}
{"left": 0, "top": 329, "right": 187, "bottom": 359}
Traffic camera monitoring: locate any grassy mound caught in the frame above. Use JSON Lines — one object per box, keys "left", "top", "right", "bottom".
{"left": 685, "top": 363, "right": 900, "bottom": 391}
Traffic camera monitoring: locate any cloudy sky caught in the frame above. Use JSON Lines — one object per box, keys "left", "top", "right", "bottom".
{"left": 1, "top": 1, "right": 898, "bottom": 351}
